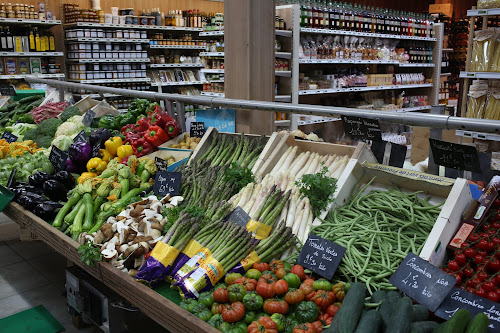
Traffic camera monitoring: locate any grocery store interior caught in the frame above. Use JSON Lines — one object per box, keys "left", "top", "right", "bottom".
{"left": 0, "top": 0, "right": 499, "bottom": 332}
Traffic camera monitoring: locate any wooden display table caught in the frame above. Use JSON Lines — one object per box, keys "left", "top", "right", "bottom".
{"left": 4, "top": 202, "right": 219, "bottom": 333}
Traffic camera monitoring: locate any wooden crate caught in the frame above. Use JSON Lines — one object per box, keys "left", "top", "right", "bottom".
{"left": 3, "top": 202, "right": 219, "bottom": 333}
{"left": 322, "top": 161, "right": 472, "bottom": 267}
{"left": 144, "top": 148, "right": 193, "bottom": 171}
{"left": 188, "top": 127, "right": 282, "bottom": 176}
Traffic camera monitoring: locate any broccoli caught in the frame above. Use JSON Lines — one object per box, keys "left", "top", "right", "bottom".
{"left": 39, "top": 118, "right": 63, "bottom": 137}
{"left": 60, "top": 106, "right": 82, "bottom": 122}
{"left": 34, "top": 135, "right": 54, "bottom": 148}
{"left": 16, "top": 114, "right": 35, "bottom": 124}
{"left": 23, "top": 128, "right": 38, "bottom": 141}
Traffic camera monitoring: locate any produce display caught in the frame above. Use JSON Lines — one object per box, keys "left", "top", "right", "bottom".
{"left": 0, "top": 92, "right": 498, "bottom": 333}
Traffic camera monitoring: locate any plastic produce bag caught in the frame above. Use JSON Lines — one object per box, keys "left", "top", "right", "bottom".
{"left": 471, "top": 30, "right": 496, "bottom": 72}
{"left": 485, "top": 91, "right": 500, "bottom": 120}
{"left": 467, "top": 90, "right": 488, "bottom": 119}
{"left": 177, "top": 255, "right": 226, "bottom": 299}
{"left": 477, "top": 0, "right": 500, "bottom": 9}
{"left": 171, "top": 246, "right": 212, "bottom": 285}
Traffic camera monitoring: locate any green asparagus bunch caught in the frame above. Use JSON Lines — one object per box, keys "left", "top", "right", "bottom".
{"left": 255, "top": 221, "right": 297, "bottom": 263}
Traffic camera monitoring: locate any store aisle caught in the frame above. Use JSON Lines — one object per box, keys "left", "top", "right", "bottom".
{"left": 0, "top": 214, "right": 101, "bottom": 333}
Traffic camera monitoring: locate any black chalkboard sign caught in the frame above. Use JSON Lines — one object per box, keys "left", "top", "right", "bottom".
{"left": 297, "top": 233, "right": 346, "bottom": 280}
{"left": 0, "top": 85, "right": 16, "bottom": 96}
{"left": 82, "top": 110, "right": 96, "bottom": 127}
{"left": 155, "top": 157, "right": 169, "bottom": 172}
{"left": 435, "top": 287, "right": 499, "bottom": 332}
{"left": 190, "top": 122, "right": 205, "bottom": 138}
{"left": 153, "top": 171, "right": 181, "bottom": 197}
{"left": 224, "top": 206, "right": 251, "bottom": 228}
{"left": 341, "top": 115, "right": 382, "bottom": 141}
{"left": 389, "top": 252, "right": 456, "bottom": 312}
{"left": 91, "top": 143, "right": 101, "bottom": 158}
{"left": 371, "top": 140, "right": 407, "bottom": 168}
{"left": 73, "top": 130, "right": 88, "bottom": 143}
{"left": 1, "top": 131, "right": 17, "bottom": 143}
{"left": 49, "top": 146, "right": 68, "bottom": 172}
{"left": 429, "top": 138, "right": 481, "bottom": 173}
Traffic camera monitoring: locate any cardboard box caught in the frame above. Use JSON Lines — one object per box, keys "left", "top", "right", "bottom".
{"left": 144, "top": 148, "right": 192, "bottom": 172}
{"left": 429, "top": 4, "right": 453, "bottom": 17}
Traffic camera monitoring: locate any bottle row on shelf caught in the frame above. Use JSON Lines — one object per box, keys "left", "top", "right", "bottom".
{"left": 66, "top": 49, "right": 148, "bottom": 61}
{"left": 65, "top": 28, "right": 148, "bottom": 40}
{"left": 67, "top": 63, "right": 147, "bottom": 81}
{"left": 299, "top": 34, "right": 434, "bottom": 64}
{"left": 0, "top": 26, "right": 56, "bottom": 53}
{"left": 292, "top": 0, "right": 435, "bottom": 38}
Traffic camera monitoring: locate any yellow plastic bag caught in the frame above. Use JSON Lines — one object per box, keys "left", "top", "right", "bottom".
{"left": 467, "top": 90, "right": 488, "bottom": 119}
{"left": 471, "top": 30, "right": 496, "bottom": 72}
{"left": 485, "top": 92, "right": 500, "bottom": 120}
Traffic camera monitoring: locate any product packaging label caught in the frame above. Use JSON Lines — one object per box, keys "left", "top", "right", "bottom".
{"left": 168, "top": 239, "right": 203, "bottom": 280}
{"left": 227, "top": 250, "right": 261, "bottom": 274}
{"left": 172, "top": 247, "right": 212, "bottom": 283}
{"left": 150, "top": 242, "right": 180, "bottom": 268}
{"left": 178, "top": 255, "right": 225, "bottom": 299}
{"left": 246, "top": 220, "right": 272, "bottom": 240}
{"left": 135, "top": 242, "right": 181, "bottom": 286}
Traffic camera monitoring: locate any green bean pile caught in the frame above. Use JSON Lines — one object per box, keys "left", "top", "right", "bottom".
{"left": 312, "top": 177, "right": 443, "bottom": 294}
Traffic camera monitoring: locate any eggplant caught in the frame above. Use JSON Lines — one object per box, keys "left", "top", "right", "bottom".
{"left": 16, "top": 193, "right": 48, "bottom": 210}
{"left": 33, "top": 201, "right": 64, "bottom": 221}
{"left": 42, "top": 180, "right": 68, "bottom": 202}
{"left": 10, "top": 185, "right": 44, "bottom": 198}
{"left": 89, "top": 128, "right": 112, "bottom": 149}
{"left": 54, "top": 171, "right": 75, "bottom": 190}
{"left": 69, "top": 141, "right": 92, "bottom": 165}
{"left": 28, "top": 172, "right": 54, "bottom": 188}
{"left": 65, "top": 157, "right": 81, "bottom": 173}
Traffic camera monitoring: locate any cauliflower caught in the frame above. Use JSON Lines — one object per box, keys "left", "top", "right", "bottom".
{"left": 67, "top": 115, "right": 84, "bottom": 128}
{"left": 52, "top": 135, "right": 73, "bottom": 151}
{"left": 55, "top": 122, "right": 79, "bottom": 137}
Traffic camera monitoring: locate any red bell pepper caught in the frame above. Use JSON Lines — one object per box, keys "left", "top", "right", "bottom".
{"left": 145, "top": 125, "right": 169, "bottom": 147}
{"left": 147, "top": 106, "right": 169, "bottom": 129}
{"left": 121, "top": 123, "right": 139, "bottom": 135}
{"left": 131, "top": 138, "right": 154, "bottom": 157}
{"left": 164, "top": 117, "right": 181, "bottom": 139}
{"left": 124, "top": 131, "right": 143, "bottom": 145}
{"left": 136, "top": 117, "right": 151, "bottom": 132}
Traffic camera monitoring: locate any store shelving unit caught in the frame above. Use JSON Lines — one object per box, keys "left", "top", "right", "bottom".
{"left": 0, "top": 74, "right": 65, "bottom": 79}
{"left": 459, "top": 7, "right": 500, "bottom": 117}
{"left": 65, "top": 38, "right": 150, "bottom": 43}
{"left": 0, "top": 51, "right": 64, "bottom": 57}
{"left": 1, "top": 18, "right": 61, "bottom": 25}
{"left": 200, "top": 91, "right": 224, "bottom": 97}
{"left": 151, "top": 81, "right": 203, "bottom": 87}
{"left": 64, "top": 22, "right": 202, "bottom": 32}
{"left": 66, "top": 58, "right": 149, "bottom": 63}
{"left": 149, "top": 63, "right": 204, "bottom": 68}
{"left": 149, "top": 45, "right": 206, "bottom": 50}
{"left": 67, "top": 78, "right": 151, "bottom": 84}
{"left": 276, "top": 4, "right": 443, "bottom": 130}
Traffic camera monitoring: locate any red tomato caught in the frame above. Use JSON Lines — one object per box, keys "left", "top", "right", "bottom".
{"left": 263, "top": 299, "right": 289, "bottom": 315}
{"left": 464, "top": 248, "right": 476, "bottom": 259}
{"left": 478, "top": 271, "right": 489, "bottom": 281}
{"left": 487, "top": 291, "right": 500, "bottom": 303}
{"left": 313, "top": 290, "right": 336, "bottom": 307}
{"left": 475, "top": 287, "right": 487, "bottom": 298}
{"left": 291, "top": 265, "right": 306, "bottom": 281}
{"left": 455, "top": 253, "right": 467, "bottom": 265}
{"left": 274, "top": 280, "right": 289, "bottom": 296}
{"left": 448, "top": 260, "right": 460, "bottom": 271}
{"left": 285, "top": 288, "right": 305, "bottom": 304}
{"left": 488, "top": 258, "right": 500, "bottom": 272}
{"left": 256, "top": 281, "right": 276, "bottom": 299}
{"left": 311, "top": 321, "right": 324, "bottom": 333}
{"left": 293, "top": 323, "right": 315, "bottom": 333}
{"left": 213, "top": 287, "right": 229, "bottom": 303}
{"left": 464, "top": 266, "right": 475, "bottom": 278}
{"left": 253, "top": 262, "right": 270, "bottom": 272}
{"left": 474, "top": 255, "right": 485, "bottom": 265}
{"left": 326, "top": 304, "right": 340, "bottom": 317}
{"left": 482, "top": 281, "right": 496, "bottom": 292}
{"left": 221, "top": 302, "right": 245, "bottom": 323}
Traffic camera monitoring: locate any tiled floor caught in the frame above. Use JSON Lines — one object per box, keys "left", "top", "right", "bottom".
{"left": 0, "top": 213, "right": 101, "bottom": 333}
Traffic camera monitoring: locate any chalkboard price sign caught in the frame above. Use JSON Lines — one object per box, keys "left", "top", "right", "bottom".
{"left": 190, "top": 122, "right": 205, "bottom": 138}
{"left": 341, "top": 115, "right": 382, "bottom": 141}
{"left": 91, "top": 143, "right": 101, "bottom": 158}
{"left": 73, "top": 130, "right": 88, "bottom": 143}
{"left": 224, "top": 206, "right": 251, "bottom": 228}
{"left": 389, "top": 252, "right": 456, "bottom": 312}
{"left": 155, "top": 157, "right": 169, "bottom": 172}
{"left": 49, "top": 146, "right": 69, "bottom": 172}
{"left": 297, "top": 234, "right": 346, "bottom": 280}
{"left": 429, "top": 138, "right": 481, "bottom": 172}
{"left": 0, "top": 85, "right": 16, "bottom": 96}
{"left": 1, "top": 131, "right": 17, "bottom": 143}
{"left": 435, "top": 287, "right": 499, "bottom": 332}
{"left": 82, "top": 109, "right": 96, "bottom": 127}
{"left": 153, "top": 171, "right": 181, "bottom": 197}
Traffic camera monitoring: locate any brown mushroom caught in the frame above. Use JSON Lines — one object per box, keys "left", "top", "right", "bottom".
{"left": 100, "top": 224, "right": 114, "bottom": 240}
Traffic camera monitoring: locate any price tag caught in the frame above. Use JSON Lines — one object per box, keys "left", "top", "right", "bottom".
{"left": 341, "top": 115, "right": 382, "bottom": 141}
{"left": 1, "top": 131, "right": 17, "bottom": 143}
{"left": 190, "top": 122, "right": 206, "bottom": 138}
{"left": 82, "top": 109, "right": 96, "bottom": 127}
{"left": 429, "top": 138, "right": 481, "bottom": 172}
{"left": 155, "top": 157, "right": 169, "bottom": 172}
{"left": 224, "top": 206, "right": 251, "bottom": 228}
{"left": 0, "top": 85, "right": 16, "bottom": 96}
{"left": 153, "top": 171, "right": 181, "bottom": 197}
{"left": 389, "top": 252, "right": 456, "bottom": 312}
{"left": 91, "top": 143, "right": 101, "bottom": 158}
{"left": 297, "top": 234, "right": 346, "bottom": 280}
{"left": 435, "top": 287, "right": 500, "bottom": 332}
{"left": 73, "top": 130, "right": 88, "bottom": 143}
{"left": 49, "top": 146, "right": 69, "bottom": 172}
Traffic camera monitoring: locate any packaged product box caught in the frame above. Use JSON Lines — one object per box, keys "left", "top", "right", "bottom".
{"left": 29, "top": 57, "right": 41, "bottom": 73}
{"left": 4, "top": 58, "right": 17, "bottom": 75}
{"left": 18, "top": 58, "right": 29, "bottom": 74}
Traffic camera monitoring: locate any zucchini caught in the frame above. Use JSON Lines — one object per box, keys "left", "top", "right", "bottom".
{"left": 337, "top": 282, "right": 366, "bottom": 333}
{"left": 17, "top": 95, "right": 42, "bottom": 104}
{"left": 465, "top": 313, "right": 489, "bottom": 333}
{"left": 378, "top": 298, "right": 395, "bottom": 331}
{"left": 410, "top": 321, "right": 439, "bottom": 333}
{"left": 6, "top": 101, "right": 19, "bottom": 111}
{"left": 370, "top": 290, "right": 387, "bottom": 304}
{"left": 354, "top": 310, "right": 381, "bottom": 333}
{"left": 386, "top": 290, "right": 402, "bottom": 304}
{"left": 433, "top": 309, "right": 470, "bottom": 333}
{"left": 386, "top": 297, "right": 413, "bottom": 333}
{"left": 412, "top": 304, "right": 430, "bottom": 322}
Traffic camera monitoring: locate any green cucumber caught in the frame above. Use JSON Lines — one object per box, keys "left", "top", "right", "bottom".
{"left": 370, "top": 290, "right": 387, "bottom": 304}
{"left": 433, "top": 309, "right": 471, "bottom": 333}
{"left": 337, "top": 282, "right": 366, "bottom": 333}
{"left": 410, "top": 321, "right": 439, "bottom": 333}
{"left": 17, "top": 95, "right": 42, "bottom": 104}
{"left": 386, "top": 297, "right": 413, "bottom": 333}
{"left": 412, "top": 304, "right": 430, "bottom": 322}
{"left": 378, "top": 298, "right": 395, "bottom": 331}
{"left": 386, "top": 290, "right": 402, "bottom": 304}
{"left": 354, "top": 310, "right": 381, "bottom": 333}
{"left": 465, "top": 313, "right": 489, "bottom": 333}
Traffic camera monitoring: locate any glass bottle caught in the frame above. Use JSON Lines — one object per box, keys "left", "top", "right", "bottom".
{"left": 29, "top": 26, "right": 35, "bottom": 51}
{"left": 300, "top": 1, "right": 308, "bottom": 28}
{"left": 0, "top": 28, "right": 6, "bottom": 51}
{"left": 6, "top": 26, "right": 13, "bottom": 52}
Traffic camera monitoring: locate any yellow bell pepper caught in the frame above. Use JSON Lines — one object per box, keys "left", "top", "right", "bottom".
{"left": 86, "top": 157, "right": 108, "bottom": 174}
{"left": 99, "top": 149, "right": 112, "bottom": 162}
{"left": 104, "top": 136, "right": 123, "bottom": 156}
{"left": 117, "top": 144, "right": 134, "bottom": 160}
{"left": 78, "top": 172, "right": 97, "bottom": 184}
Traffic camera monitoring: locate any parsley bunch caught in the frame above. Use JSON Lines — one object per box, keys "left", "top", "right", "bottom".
{"left": 224, "top": 162, "right": 255, "bottom": 196}
{"left": 78, "top": 241, "right": 103, "bottom": 267}
{"left": 295, "top": 165, "right": 337, "bottom": 217}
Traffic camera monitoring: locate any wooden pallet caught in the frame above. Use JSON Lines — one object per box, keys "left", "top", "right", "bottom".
{"left": 3, "top": 202, "right": 219, "bottom": 333}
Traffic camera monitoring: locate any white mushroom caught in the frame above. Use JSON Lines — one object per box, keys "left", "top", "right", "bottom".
{"left": 84, "top": 234, "right": 94, "bottom": 243}
{"left": 138, "top": 221, "right": 152, "bottom": 235}
{"left": 143, "top": 209, "right": 158, "bottom": 219}
{"left": 163, "top": 203, "right": 174, "bottom": 210}
{"left": 170, "top": 196, "right": 184, "bottom": 206}
{"left": 94, "top": 230, "right": 106, "bottom": 244}
{"left": 119, "top": 244, "right": 129, "bottom": 254}
{"left": 150, "top": 201, "right": 163, "bottom": 213}
{"left": 102, "top": 249, "right": 118, "bottom": 261}
{"left": 77, "top": 233, "right": 88, "bottom": 245}
{"left": 149, "top": 229, "right": 162, "bottom": 239}
{"left": 160, "top": 194, "right": 171, "bottom": 204}
{"left": 124, "top": 243, "right": 139, "bottom": 257}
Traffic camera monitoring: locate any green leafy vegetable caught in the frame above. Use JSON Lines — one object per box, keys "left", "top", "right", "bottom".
{"left": 295, "top": 165, "right": 337, "bottom": 216}
{"left": 78, "top": 241, "right": 103, "bottom": 266}
{"left": 224, "top": 162, "right": 255, "bottom": 196}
